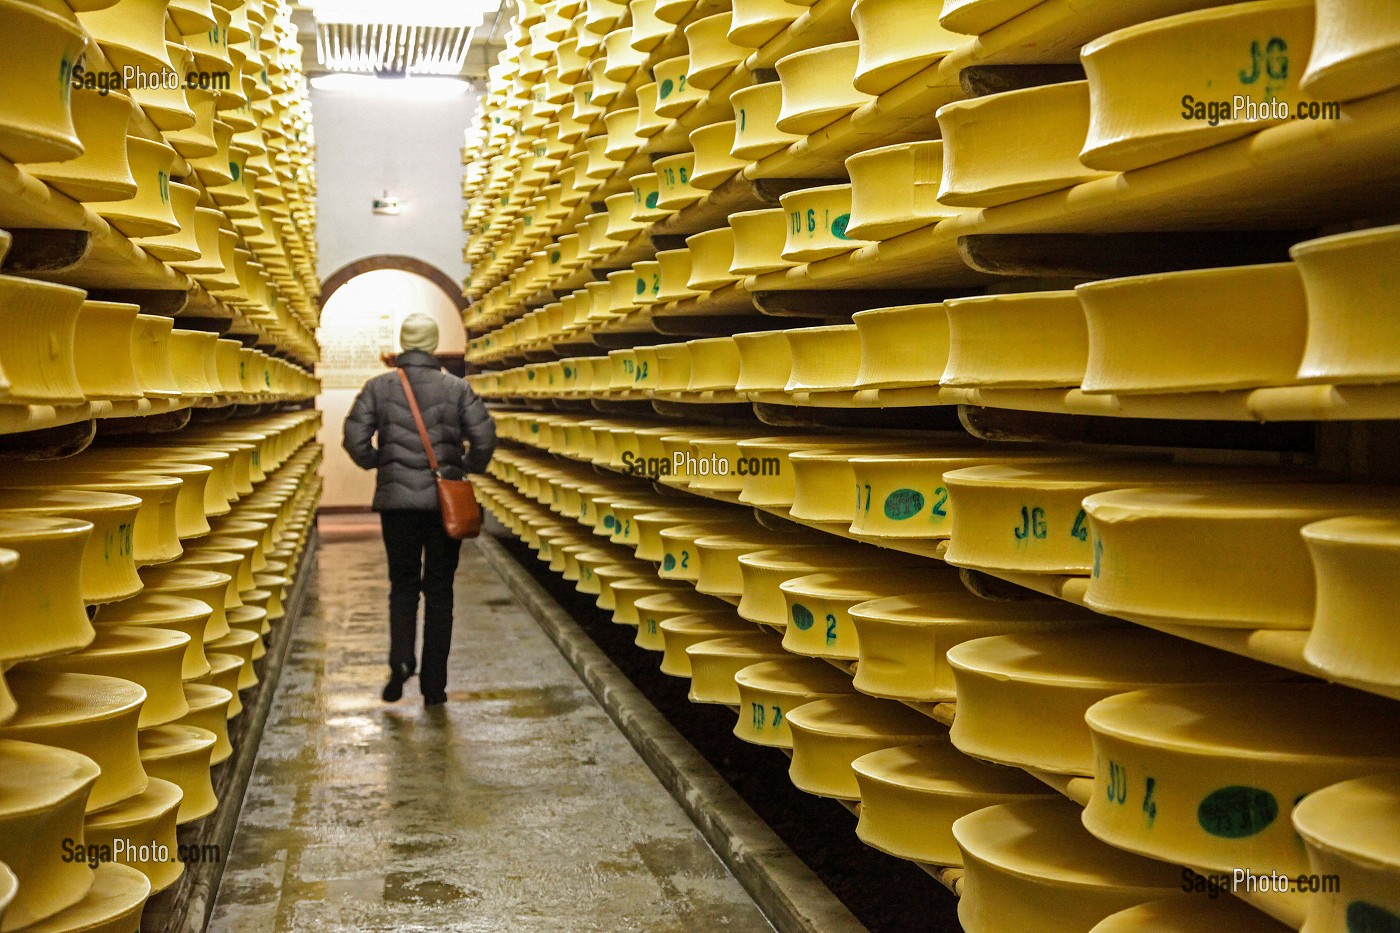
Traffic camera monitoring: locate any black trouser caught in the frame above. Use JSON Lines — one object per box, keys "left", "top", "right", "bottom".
{"left": 379, "top": 510, "right": 462, "bottom": 697}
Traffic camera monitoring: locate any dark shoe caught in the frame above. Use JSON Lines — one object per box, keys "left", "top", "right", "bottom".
{"left": 423, "top": 692, "right": 447, "bottom": 707}
{"left": 382, "top": 664, "right": 414, "bottom": 703}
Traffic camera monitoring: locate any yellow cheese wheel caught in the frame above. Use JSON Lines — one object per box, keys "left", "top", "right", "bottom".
{"left": 845, "top": 142, "right": 957, "bottom": 242}
{"left": 686, "top": 227, "right": 739, "bottom": 291}
{"left": 729, "top": 0, "right": 800, "bottom": 48}
{"left": 851, "top": 450, "right": 1095, "bottom": 540}
{"left": 849, "top": 590, "right": 1096, "bottom": 702}
{"left": 83, "top": 777, "right": 184, "bottom": 893}
{"left": 854, "top": 739, "right": 1056, "bottom": 866}
{"left": 72, "top": 301, "right": 144, "bottom": 401}
{"left": 1302, "top": 0, "right": 1400, "bottom": 101}
{"left": 655, "top": 247, "right": 702, "bottom": 301}
{"left": 943, "top": 291, "right": 1088, "bottom": 388}
{"left": 176, "top": 683, "right": 234, "bottom": 766}
{"left": 0, "top": 0, "right": 88, "bottom": 163}
{"left": 788, "top": 441, "right": 932, "bottom": 523}
{"left": 0, "top": 517, "right": 94, "bottom": 662}
{"left": 206, "top": 628, "right": 260, "bottom": 690}
{"left": 779, "top": 185, "right": 868, "bottom": 263}
{"left": 686, "top": 635, "right": 790, "bottom": 703}
{"left": 602, "top": 107, "right": 641, "bottom": 161}
{"left": 25, "top": 626, "right": 189, "bottom": 729}
{"left": 656, "top": 152, "right": 702, "bottom": 211}
{"left": 0, "top": 671, "right": 149, "bottom": 812}
{"left": 632, "top": 260, "right": 663, "bottom": 305}
{"left": 0, "top": 739, "right": 99, "bottom": 929}
{"left": 0, "top": 276, "right": 86, "bottom": 405}
{"left": 776, "top": 41, "right": 873, "bottom": 135}
{"left": 786, "top": 695, "right": 943, "bottom": 799}
{"left": 784, "top": 324, "right": 863, "bottom": 392}
{"left": 690, "top": 122, "right": 746, "bottom": 191}
{"left": 1078, "top": 263, "right": 1308, "bottom": 394}
{"left": 94, "top": 595, "right": 213, "bottom": 681}
{"left": 603, "top": 26, "right": 646, "bottom": 80}
{"left": 686, "top": 336, "right": 742, "bottom": 391}
{"left": 943, "top": 460, "right": 1298, "bottom": 575}
{"left": 853, "top": 0, "right": 963, "bottom": 94}
{"left": 1292, "top": 225, "right": 1400, "bottom": 384}
{"left": 137, "top": 724, "right": 218, "bottom": 823}
{"left": 1080, "top": 0, "right": 1316, "bottom": 172}
{"left": 938, "top": 82, "right": 1112, "bottom": 208}
{"left": 1083, "top": 684, "right": 1400, "bottom": 878}
{"left": 733, "top": 657, "right": 858, "bottom": 747}
{"left": 1302, "top": 516, "right": 1400, "bottom": 688}
{"left": 735, "top": 331, "right": 795, "bottom": 393}
{"left": 938, "top": 0, "right": 1041, "bottom": 36}
{"left": 953, "top": 798, "right": 1189, "bottom": 933}
{"left": 629, "top": 0, "right": 670, "bottom": 50}
{"left": 730, "top": 436, "right": 828, "bottom": 508}
{"left": 1293, "top": 772, "right": 1400, "bottom": 933}
{"left": 730, "top": 208, "right": 798, "bottom": 275}
{"left": 780, "top": 567, "right": 944, "bottom": 660}
{"left": 851, "top": 302, "right": 950, "bottom": 388}
{"left": 659, "top": 613, "right": 760, "bottom": 676}
{"left": 696, "top": 531, "right": 806, "bottom": 595}
{"left": 947, "top": 629, "right": 1287, "bottom": 775}
{"left": 635, "top": 588, "right": 733, "bottom": 643}
{"left": 194, "top": 653, "right": 242, "bottom": 716}
{"left": 1085, "top": 483, "right": 1400, "bottom": 628}
{"left": 593, "top": 565, "right": 649, "bottom": 609}
{"left": 660, "top": 520, "right": 757, "bottom": 579}
{"left": 654, "top": 55, "right": 704, "bottom": 118}
{"left": 736, "top": 543, "right": 899, "bottom": 624}
{"left": 23, "top": 90, "right": 138, "bottom": 202}
{"left": 0, "top": 490, "right": 143, "bottom": 606}
{"left": 1089, "top": 896, "right": 1294, "bottom": 933}
{"left": 731, "top": 82, "right": 802, "bottom": 160}
{"left": 685, "top": 12, "right": 745, "bottom": 89}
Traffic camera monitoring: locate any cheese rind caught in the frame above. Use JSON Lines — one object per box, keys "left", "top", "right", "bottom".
{"left": 733, "top": 658, "right": 858, "bottom": 748}
{"left": 1083, "top": 684, "right": 1400, "bottom": 879}
{"left": 786, "top": 695, "right": 943, "bottom": 799}
{"left": 1078, "top": 263, "right": 1308, "bottom": 394}
{"left": 1080, "top": 0, "right": 1317, "bottom": 172}
{"left": 853, "top": 740, "right": 1056, "bottom": 866}
{"left": 937, "top": 82, "right": 1111, "bottom": 208}
{"left": 1301, "top": 515, "right": 1400, "bottom": 688}
{"left": 1293, "top": 772, "right": 1400, "bottom": 933}
{"left": 947, "top": 630, "right": 1287, "bottom": 775}
{"left": 1085, "top": 483, "right": 1400, "bottom": 628}
{"left": 849, "top": 592, "right": 1095, "bottom": 701}
{"left": 953, "top": 798, "right": 1184, "bottom": 933}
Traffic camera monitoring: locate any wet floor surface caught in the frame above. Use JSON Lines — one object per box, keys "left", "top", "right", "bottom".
{"left": 209, "top": 516, "right": 774, "bottom": 933}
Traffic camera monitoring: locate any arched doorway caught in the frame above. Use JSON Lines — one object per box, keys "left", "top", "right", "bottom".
{"left": 316, "top": 256, "right": 465, "bottom": 510}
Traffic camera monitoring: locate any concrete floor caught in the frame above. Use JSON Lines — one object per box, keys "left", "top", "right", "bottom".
{"left": 209, "top": 515, "right": 774, "bottom": 933}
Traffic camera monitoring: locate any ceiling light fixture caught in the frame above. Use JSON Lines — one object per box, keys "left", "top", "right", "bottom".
{"left": 305, "top": 0, "right": 502, "bottom": 76}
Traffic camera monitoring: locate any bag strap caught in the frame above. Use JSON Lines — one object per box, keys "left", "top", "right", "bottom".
{"left": 397, "top": 369, "right": 440, "bottom": 473}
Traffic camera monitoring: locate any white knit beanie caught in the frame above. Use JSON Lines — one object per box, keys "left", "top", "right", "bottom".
{"left": 399, "top": 313, "right": 440, "bottom": 352}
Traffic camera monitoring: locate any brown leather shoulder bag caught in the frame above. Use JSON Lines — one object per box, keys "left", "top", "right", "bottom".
{"left": 397, "top": 369, "right": 482, "bottom": 539}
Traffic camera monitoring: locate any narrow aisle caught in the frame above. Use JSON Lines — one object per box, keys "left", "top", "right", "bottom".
{"left": 210, "top": 516, "right": 774, "bottom": 932}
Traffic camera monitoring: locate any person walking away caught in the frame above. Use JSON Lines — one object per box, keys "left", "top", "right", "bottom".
{"left": 342, "top": 313, "right": 496, "bottom": 706}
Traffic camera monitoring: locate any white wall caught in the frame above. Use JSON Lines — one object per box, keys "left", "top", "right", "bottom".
{"left": 316, "top": 269, "right": 465, "bottom": 509}
{"left": 311, "top": 85, "right": 481, "bottom": 282}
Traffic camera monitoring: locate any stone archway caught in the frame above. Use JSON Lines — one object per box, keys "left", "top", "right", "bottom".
{"left": 319, "top": 255, "right": 465, "bottom": 312}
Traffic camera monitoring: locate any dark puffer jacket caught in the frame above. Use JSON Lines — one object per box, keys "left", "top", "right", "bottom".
{"left": 342, "top": 350, "right": 497, "bottom": 511}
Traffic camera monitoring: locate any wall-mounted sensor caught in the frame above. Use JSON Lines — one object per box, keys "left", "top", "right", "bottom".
{"left": 372, "top": 190, "right": 401, "bottom": 214}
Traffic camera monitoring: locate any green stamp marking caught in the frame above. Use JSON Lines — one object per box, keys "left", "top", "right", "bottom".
{"left": 1347, "top": 901, "right": 1400, "bottom": 933}
{"left": 791, "top": 603, "right": 814, "bottom": 631}
{"left": 1197, "top": 786, "right": 1278, "bottom": 839}
{"left": 883, "top": 488, "right": 924, "bottom": 521}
